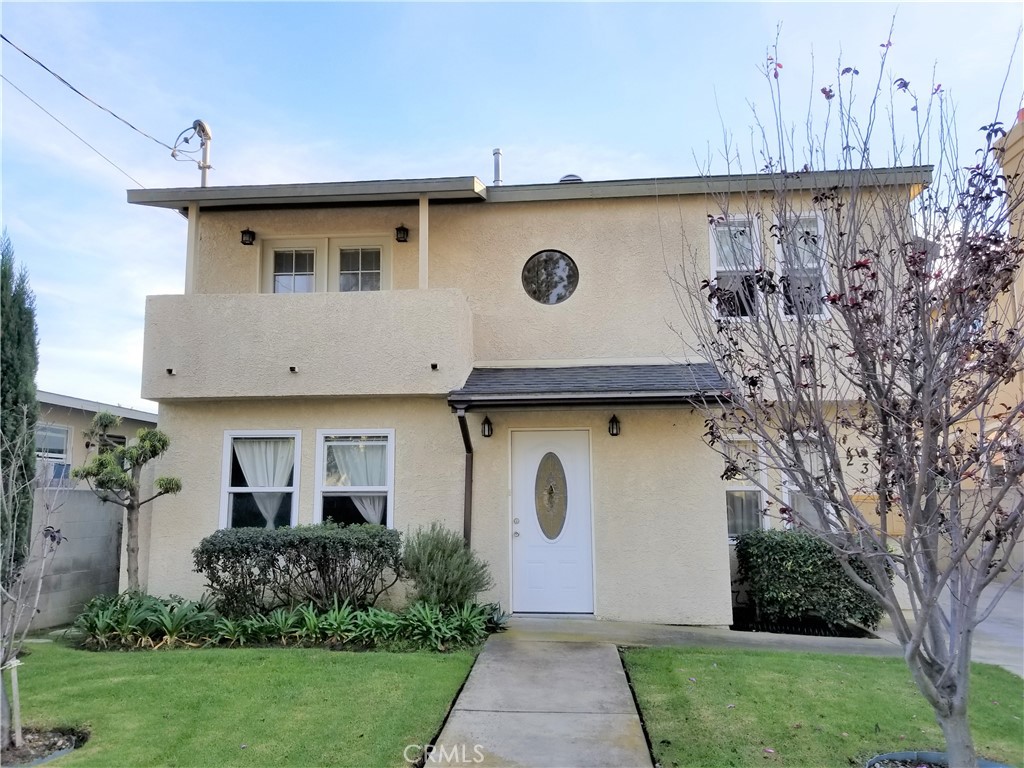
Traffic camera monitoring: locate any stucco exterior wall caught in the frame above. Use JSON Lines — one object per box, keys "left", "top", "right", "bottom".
{"left": 144, "top": 398, "right": 732, "bottom": 625}
{"left": 142, "top": 397, "right": 466, "bottom": 598}
{"left": 141, "top": 289, "right": 474, "bottom": 400}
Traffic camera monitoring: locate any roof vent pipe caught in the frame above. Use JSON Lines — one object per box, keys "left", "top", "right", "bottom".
{"left": 493, "top": 148, "right": 503, "bottom": 186}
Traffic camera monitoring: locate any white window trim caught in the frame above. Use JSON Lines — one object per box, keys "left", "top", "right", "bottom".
{"left": 724, "top": 435, "right": 767, "bottom": 542}
{"left": 35, "top": 423, "right": 71, "bottom": 461}
{"left": 709, "top": 216, "right": 762, "bottom": 320}
{"left": 313, "top": 428, "right": 396, "bottom": 528}
{"left": 220, "top": 429, "right": 302, "bottom": 529}
{"left": 260, "top": 236, "right": 393, "bottom": 294}
{"left": 773, "top": 212, "right": 828, "bottom": 319}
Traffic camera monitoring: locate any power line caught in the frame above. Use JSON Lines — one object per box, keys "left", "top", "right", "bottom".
{"left": 1, "top": 74, "right": 145, "bottom": 188}
{"left": 0, "top": 33, "right": 175, "bottom": 153}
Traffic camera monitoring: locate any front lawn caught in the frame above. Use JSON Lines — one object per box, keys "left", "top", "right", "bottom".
{"left": 623, "top": 647, "right": 1023, "bottom": 768}
{"left": 9, "top": 641, "right": 475, "bottom": 767}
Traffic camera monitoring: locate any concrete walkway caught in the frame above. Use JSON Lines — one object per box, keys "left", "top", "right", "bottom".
{"left": 433, "top": 635, "right": 652, "bottom": 767}
{"left": 434, "top": 583, "right": 1021, "bottom": 767}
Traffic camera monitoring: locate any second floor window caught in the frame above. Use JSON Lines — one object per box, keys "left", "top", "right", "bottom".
{"left": 711, "top": 219, "right": 759, "bottom": 318}
{"left": 273, "top": 249, "right": 315, "bottom": 293}
{"left": 339, "top": 247, "right": 382, "bottom": 292}
{"left": 261, "top": 238, "right": 390, "bottom": 294}
{"left": 778, "top": 215, "right": 825, "bottom": 317}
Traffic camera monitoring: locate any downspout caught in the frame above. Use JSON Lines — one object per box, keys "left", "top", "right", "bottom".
{"left": 455, "top": 408, "right": 474, "bottom": 546}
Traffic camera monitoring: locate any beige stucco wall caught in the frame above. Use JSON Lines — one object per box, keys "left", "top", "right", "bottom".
{"left": 142, "top": 398, "right": 733, "bottom": 625}
{"left": 141, "top": 289, "right": 474, "bottom": 401}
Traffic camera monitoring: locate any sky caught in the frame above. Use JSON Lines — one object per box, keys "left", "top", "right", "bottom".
{"left": 1, "top": 1, "right": 1022, "bottom": 413}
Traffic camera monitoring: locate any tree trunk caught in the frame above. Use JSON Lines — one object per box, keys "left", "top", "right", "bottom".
{"left": 125, "top": 504, "right": 139, "bottom": 593}
{"left": 936, "top": 706, "right": 977, "bottom": 768}
{"left": 1, "top": 676, "right": 10, "bottom": 749}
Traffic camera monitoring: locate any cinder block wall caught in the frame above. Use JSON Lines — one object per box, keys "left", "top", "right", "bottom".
{"left": 22, "top": 489, "right": 121, "bottom": 629}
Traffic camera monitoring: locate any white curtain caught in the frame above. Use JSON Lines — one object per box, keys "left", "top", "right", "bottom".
{"left": 329, "top": 440, "right": 387, "bottom": 525}
{"left": 234, "top": 438, "right": 294, "bottom": 528}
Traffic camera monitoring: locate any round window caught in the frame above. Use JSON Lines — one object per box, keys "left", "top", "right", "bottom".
{"left": 522, "top": 250, "right": 579, "bottom": 305}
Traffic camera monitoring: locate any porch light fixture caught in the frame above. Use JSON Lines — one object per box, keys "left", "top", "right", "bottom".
{"left": 395, "top": 224, "right": 409, "bottom": 243}
{"left": 608, "top": 415, "right": 621, "bottom": 437}
{"left": 481, "top": 416, "right": 494, "bottom": 438}
{"left": 240, "top": 228, "right": 256, "bottom": 246}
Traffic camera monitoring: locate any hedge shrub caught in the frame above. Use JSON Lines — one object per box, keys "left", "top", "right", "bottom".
{"left": 402, "top": 523, "right": 493, "bottom": 608}
{"left": 193, "top": 523, "right": 401, "bottom": 617}
{"left": 735, "top": 529, "right": 886, "bottom": 629}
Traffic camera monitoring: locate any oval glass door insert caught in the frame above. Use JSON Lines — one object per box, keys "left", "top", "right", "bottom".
{"left": 534, "top": 452, "right": 568, "bottom": 540}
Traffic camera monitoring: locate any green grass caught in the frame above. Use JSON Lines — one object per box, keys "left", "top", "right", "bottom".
{"left": 11, "top": 641, "right": 475, "bottom": 767}
{"left": 623, "top": 647, "right": 1024, "bottom": 768}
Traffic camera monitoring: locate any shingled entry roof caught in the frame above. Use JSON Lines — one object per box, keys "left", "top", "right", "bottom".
{"left": 448, "top": 364, "right": 727, "bottom": 410}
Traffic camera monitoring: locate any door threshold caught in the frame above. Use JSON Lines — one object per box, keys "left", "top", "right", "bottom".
{"left": 512, "top": 612, "right": 596, "bottom": 619}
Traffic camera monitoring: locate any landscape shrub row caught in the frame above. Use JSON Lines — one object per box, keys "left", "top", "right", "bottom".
{"left": 73, "top": 592, "right": 507, "bottom": 652}
{"left": 735, "top": 529, "right": 887, "bottom": 629}
{"left": 192, "top": 523, "right": 402, "bottom": 617}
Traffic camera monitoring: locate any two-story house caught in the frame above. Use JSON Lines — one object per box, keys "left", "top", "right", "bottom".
{"left": 127, "top": 166, "right": 929, "bottom": 624}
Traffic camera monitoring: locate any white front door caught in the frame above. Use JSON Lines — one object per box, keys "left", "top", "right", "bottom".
{"left": 511, "top": 430, "right": 594, "bottom": 613}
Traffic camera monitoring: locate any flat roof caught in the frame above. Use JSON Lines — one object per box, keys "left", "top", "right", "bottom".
{"left": 37, "top": 391, "right": 158, "bottom": 423}
{"left": 128, "top": 176, "right": 488, "bottom": 211}
{"left": 128, "top": 166, "right": 932, "bottom": 212}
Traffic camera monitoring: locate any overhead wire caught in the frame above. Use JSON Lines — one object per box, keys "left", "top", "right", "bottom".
{"left": 0, "top": 32, "right": 176, "bottom": 153}
{"left": 1, "top": 74, "right": 145, "bottom": 188}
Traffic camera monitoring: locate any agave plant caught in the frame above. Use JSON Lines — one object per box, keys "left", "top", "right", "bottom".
{"left": 294, "top": 604, "right": 323, "bottom": 645}
{"left": 150, "top": 601, "right": 215, "bottom": 649}
{"left": 265, "top": 607, "right": 300, "bottom": 646}
{"left": 214, "top": 616, "right": 247, "bottom": 647}
{"left": 351, "top": 607, "right": 400, "bottom": 648}
{"left": 320, "top": 599, "right": 357, "bottom": 644}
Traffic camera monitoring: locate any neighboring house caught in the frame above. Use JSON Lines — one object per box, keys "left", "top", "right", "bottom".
{"left": 127, "top": 165, "right": 929, "bottom": 625}
{"left": 29, "top": 392, "right": 158, "bottom": 627}
{"left": 35, "top": 391, "right": 158, "bottom": 489}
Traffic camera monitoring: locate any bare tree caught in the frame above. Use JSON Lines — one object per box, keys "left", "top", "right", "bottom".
{"left": 676, "top": 37, "right": 1023, "bottom": 768}
{"left": 1, "top": 409, "right": 67, "bottom": 748}
{"left": 73, "top": 412, "right": 181, "bottom": 593}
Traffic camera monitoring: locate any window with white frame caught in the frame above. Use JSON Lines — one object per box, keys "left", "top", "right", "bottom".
{"left": 316, "top": 430, "right": 394, "bottom": 526}
{"left": 783, "top": 443, "right": 841, "bottom": 530}
{"left": 339, "top": 247, "right": 382, "bottom": 292}
{"left": 711, "top": 218, "right": 760, "bottom": 318}
{"left": 222, "top": 432, "right": 300, "bottom": 529}
{"left": 273, "top": 248, "right": 315, "bottom": 293}
{"left": 261, "top": 238, "right": 390, "bottom": 294}
{"left": 777, "top": 214, "right": 826, "bottom": 317}
{"left": 723, "top": 439, "right": 764, "bottom": 539}
{"left": 35, "top": 424, "right": 71, "bottom": 487}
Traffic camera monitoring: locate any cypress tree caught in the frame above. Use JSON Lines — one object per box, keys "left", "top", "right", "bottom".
{"left": 0, "top": 229, "right": 39, "bottom": 573}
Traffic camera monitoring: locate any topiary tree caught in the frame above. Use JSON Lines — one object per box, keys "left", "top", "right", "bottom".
{"left": 73, "top": 412, "right": 182, "bottom": 592}
{"left": 0, "top": 229, "right": 39, "bottom": 574}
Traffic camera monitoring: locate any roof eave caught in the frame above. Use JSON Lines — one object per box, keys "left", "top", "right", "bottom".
{"left": 127, "top": 176, "right": 488, "bottom": 210}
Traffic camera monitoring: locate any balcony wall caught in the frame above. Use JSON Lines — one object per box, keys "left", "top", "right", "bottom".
{"left": 142, "top": 289, "right": 474, "bottom": 400}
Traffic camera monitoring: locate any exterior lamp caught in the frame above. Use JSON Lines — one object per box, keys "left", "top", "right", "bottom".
{"left": 481, "top": 416, "right": 494, "bottom": 438}
{"left": 395, "top": 224, "right": 409, "bottom": 243}
{"left": 240, "top": 228, "right": 256, "bottom": 246}
{"left": 608, "top": 415, "right": 621, "bottom": 437}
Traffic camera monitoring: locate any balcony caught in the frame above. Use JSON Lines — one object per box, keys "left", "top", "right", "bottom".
{"left": 141, "top": 289, "right": 474, "bottom": 401}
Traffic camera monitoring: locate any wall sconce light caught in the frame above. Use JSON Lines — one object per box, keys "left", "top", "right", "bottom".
{"left": 395, "top": 224, "right": 409, "bottom": 243}
{"left": 288, "top": 366, "right": 298, "bottom": 373}
{"left": 608, "top": 414, "right": 621, "bottom": 437}
{"left": 240, "top": 228, "right": 256, "bottom": 246}
{"left": 481, "top": 416, "right": 493, "bottom": 438}
{"left": 166, "top": 368, "right": 176, "bottom": 376}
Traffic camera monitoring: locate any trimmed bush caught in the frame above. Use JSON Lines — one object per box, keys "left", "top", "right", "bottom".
{"left": 193, "top": 523, "right": 401, "bottom": 617}
{"left": 735, "top": 529, "right": 886, "bottom": 629}
{"left": 402, "top": 523, "right": 493, "bottom": 608}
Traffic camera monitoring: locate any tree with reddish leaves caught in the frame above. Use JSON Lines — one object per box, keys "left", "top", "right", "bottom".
{"left": 677, "top": 36, "right": 1023, "bottom": 768}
